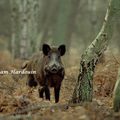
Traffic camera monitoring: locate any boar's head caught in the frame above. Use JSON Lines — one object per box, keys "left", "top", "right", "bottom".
{"left": 42, "top": 44, "right": 66, "bottom": 74}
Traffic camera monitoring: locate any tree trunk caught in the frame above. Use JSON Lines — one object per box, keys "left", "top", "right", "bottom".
{"left": 18, "top": 0, "right": 29, "bottom": 58}
{"left": 70, "top": 0, "right": 116, "bottom": 103}
{"left": 113, "top": 68, "right": 120, "bottom": 112}
{"left": 53, "top": 0, "right": 73, "bottom": 46}
{"left": 39, "top": 0, "right": 59, "bottom": 49}
{"left": 10, "top": 0, "right": 19, "bottom": 58}
{"left": 88, "top": 0, "right": 97, "bottom": 37}
{"left": 28, "top": 0, "right": 39, "bottom": 54}
{"left": 10, "top": 0, "right": 39, "bottom": 58}
{"left": 65, "top": 0, "right": 80, "bottom": 53}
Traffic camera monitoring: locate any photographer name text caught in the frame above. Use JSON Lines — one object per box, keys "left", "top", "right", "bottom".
{"left": 0, "top": 70, "right": 36, "bottom": 75}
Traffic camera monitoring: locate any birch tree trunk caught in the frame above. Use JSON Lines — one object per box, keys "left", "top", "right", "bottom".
{"left": 10, "top": 0, "right": 39, "bottom": 58}
{"left": 28, "top": 0, "right": 39, "bottom": 54}
{"left": 18, "top": 0, "right": 29, "bottom": 58}
{"left": 10, "top": 0, "right": 19, "bottom": 58}
{"left": 70, "top": 0, "right": 116, "bottom": 103}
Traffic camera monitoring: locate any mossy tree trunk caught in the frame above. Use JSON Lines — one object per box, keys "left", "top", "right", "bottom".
{"left": 70, "top": 0, "right": 118, "bottom": 103}
{"left": 113, "top": 68, "right": 120, "bottom": 112}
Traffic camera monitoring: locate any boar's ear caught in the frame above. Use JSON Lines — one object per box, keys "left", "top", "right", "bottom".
{"left": 58, "top": 45, "right": 66, "bottom": 56}
{"left": 42, "top": 44, "right": 51, "bottom": 55}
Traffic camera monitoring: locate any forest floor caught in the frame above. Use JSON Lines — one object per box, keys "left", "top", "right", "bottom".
{"left": 0, "top": 50, "right": 120, "bottom": 120}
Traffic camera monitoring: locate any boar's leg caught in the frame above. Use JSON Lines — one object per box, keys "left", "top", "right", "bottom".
{"left": 27, "top": 74, "right": 38, "bottom": 87}
{"left": 38, "top": 87, "right": 45, "bottom": 98}
{"left": 45, "top": 86, "right": 50, "bottom": 101}
{"left": 54, "top": 85, "right": 61, "bottom": 103}
{"left": 44, "top": 76, "right": 50, "bottom": 101}
{"left": 38, "top": 86, "right": 50, "bottom": 101}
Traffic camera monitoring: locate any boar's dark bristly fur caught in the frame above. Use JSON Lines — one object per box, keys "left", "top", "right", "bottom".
{"left": 24, "top": 44, "right": 66, "bottom": 103}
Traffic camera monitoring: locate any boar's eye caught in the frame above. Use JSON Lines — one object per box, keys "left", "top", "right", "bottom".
{"left": 42, "top": 44, "right": 51, "bottom": 55}
{"left": 58, "top": 44, "right": 66, "bottom": 56}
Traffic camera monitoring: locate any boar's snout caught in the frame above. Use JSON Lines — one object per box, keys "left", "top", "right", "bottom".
{"left": 50, "top": 65, "right": 58, "bottom": 73}
{"left": 50, "top": 64, "right": 64, "bottom": 74}
{"left": 45, "top": 64, "right": 64, "bottom": 74}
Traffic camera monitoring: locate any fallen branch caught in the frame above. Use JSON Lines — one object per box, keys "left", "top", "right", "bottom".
{"left": 11, "top": 103, "right": 82, "bottom": 115}
{"left": 0, "top": 102, "right": 83, "bottom": 120}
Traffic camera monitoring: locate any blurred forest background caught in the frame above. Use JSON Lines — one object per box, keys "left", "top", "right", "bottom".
{"left": 0, "top": 0, "right": 119, "bottom": 59}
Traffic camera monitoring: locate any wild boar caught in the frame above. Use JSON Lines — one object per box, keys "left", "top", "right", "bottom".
{"left": 24, "top": 44, "right": 66, "bottom": 103}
